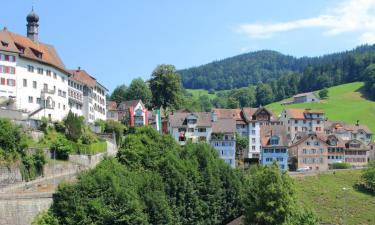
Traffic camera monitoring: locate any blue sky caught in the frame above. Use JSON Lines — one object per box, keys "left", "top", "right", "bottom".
{"left": 2, "top": 0, "right": 375, "bottom": 92}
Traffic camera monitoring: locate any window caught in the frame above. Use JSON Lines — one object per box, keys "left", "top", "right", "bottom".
{"left": 33, "top": 81, "right": 37, "bottom": 89}
{"left": 61, "top": 77, "right": 65, "bottom": 83}
{"left": 316, "top": 127, "right": 321, "bottom": 132}
{"left": 0, "top": 66, "right": 15, "bottom": 74}
{"left": 36, "top": 98, "right": 41, "bottom": 104}
{"left": 53, "top": 72, "right": 57, "bottom": 79}
{"left": 46, "top": 70, "right": 51, "bottom": 76}
{"left": 188, "top": 128, "right": 194, "bottom": 132}
{"left": 23, "top": 79, "right": 27, "bottom": 87}
{"left": 27, "top": 65, "right": 34, "bottom": 73}
{"left": 178, "top": 128, "right": 186, "bottom": 132}
{"left": 251, "top": 130, "right": 256, "bottom": 135}
{"left": 0, "top": 78, "right": 5, "bottom": 85}
{"left": 7, "top": 79, "right": 15, "bottom": 86}
{"left": 198, "top": 128, "right": 206, "bottom": 133}
{"left": 28, "top": 96, "right": 33, "bottom": 103}
{"left": 295, "top": 127, "right": 298, "bottom": 131}
{"left": 43, "top": 83, "right": 48, "bottom": 90}
{"left": 252, "top": 138, "right": 256, "bottom": 143}
{"left": 37, "top": 68, "right": 43, "bottom": 74}
{"left": 295, "top": 120, "right": 298, "bottom": 124}
{"left": 252, "top": 146, "right": 255, "bottom": 150}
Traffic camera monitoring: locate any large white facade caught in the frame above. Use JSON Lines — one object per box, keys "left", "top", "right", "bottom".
{"left": 0, "top": 13, "right": 107, "bottom": 124}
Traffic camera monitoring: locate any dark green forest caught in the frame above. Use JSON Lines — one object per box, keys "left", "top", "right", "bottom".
{"left": 179, "top": 45, "right": 375, "bottom": 105}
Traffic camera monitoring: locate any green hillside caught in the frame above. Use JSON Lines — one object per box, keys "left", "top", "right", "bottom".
{"left": 266, "top": 82, "right": 375, "bottom": 132}
{"left": 294, "top": 170, "right": 375, "bottom": 225}
{"left": 186, "top": 89, "right": 218, "bottom": 100}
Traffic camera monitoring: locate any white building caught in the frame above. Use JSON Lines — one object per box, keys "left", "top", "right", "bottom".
{"left": 0, "top": 9, "right": 107, "bottom": 124}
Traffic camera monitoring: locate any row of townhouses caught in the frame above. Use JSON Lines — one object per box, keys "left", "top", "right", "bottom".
{"left": 164, "top": 107, "right": 374, "bottom": 170}
{"left": 0, "top": 10, "right": 107, "bottom": 124}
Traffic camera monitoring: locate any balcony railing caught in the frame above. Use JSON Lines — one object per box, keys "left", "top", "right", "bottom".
{"left": 41, "top": 88, "right": 56, "bottom": 95}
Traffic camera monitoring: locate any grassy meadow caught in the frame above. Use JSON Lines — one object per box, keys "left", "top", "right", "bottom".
{"left": 294, "top": 170, "right": 375, "bottom": 225}
{"left": 266, "top": 82, "right": 375, "bottom": 133}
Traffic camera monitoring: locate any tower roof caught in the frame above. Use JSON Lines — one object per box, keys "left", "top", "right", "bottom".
{"left": 27, "top": 8, "right": 39, "bottom": 23}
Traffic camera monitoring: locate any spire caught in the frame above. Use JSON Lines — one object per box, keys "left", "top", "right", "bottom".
{"left": 26, "top": 7, "right": 39, "bottom": 42}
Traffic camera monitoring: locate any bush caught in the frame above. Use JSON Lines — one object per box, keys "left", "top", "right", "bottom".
{"left": 39, "top": 117, "right": 49, "bottom": 133}
{"left": 331, "top": 162, "right": 351, "bottom": 169}
{"left": 80, "top": 131, "right": 97, "bottom": 145}
{"left": 50, "top": 136, "right": 73, "bottom": 160}
{"left": 104, "top": 120, "right": 126, "bottom": 146}
{"left": 64, "top": 111, "right": 83, "bottom": 142}
{"left": 361, "top": 162, "right": 375, "bottom": 193}
{"left": 319, "top": 88, "right": 329, "bottom": 99}
{"left": 53, "top": 121, "right": 65, "bottom": 133}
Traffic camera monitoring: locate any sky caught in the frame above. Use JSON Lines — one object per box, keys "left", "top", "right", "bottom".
{"left": 2, "top": 0, "right": 375, "bottom": 92}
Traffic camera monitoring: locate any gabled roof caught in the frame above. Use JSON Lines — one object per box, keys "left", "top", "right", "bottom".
{"left": 260, "top": 125, "right": 288, "bottom": 147}
{"left": 344, "top": 124, "right": 372, "bottom": 134}
{"left": 0, "top": 28, "right": 68, "bottom": 74}
{"left": 212, "top": 108, "right": 242, "bottom": 120}
{"left": 284, "top": 108, "right": 324, "bottom": 119}
{"left": 118, "top": 99, "right": 143, "bottom": 110}
{"left": 212, "top": 118, "right": 236, "bottom": 133}
{"left": 107, "top": 101, "right": 118, "bottom": 111}
{"left": 169, "top": 112, "right": 212, "bottom": 127}
{"left": 345, "top": 139, "right": 369, "bottom": 150}
{"left": 289, "top": 132, "right": 329, "bottom": 148}
{"left": 69, "top": 69, "right": 97, "bottom": 87}
{"left": 293, "top": 92, "right": 318, "bottom": 98}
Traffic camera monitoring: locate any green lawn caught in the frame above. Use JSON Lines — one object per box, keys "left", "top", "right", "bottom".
{"left": 294, "top": 170, "right": 375, "bottom": 225}
{"left": 266, "top": 82, "right": 375, "bottom": 133}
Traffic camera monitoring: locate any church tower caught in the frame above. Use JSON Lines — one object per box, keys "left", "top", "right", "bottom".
{"left": 26, "top": 7, "right": 39, "bottom": 42}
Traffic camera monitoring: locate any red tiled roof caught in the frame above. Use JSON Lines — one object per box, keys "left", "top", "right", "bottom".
{"left": 169, "top": 112, "right": 212, "bottom": 127}
{"left": 212, "top": 118, "right": 236, "bottom": 133}
{"left": 107, "top": 101, "right": 118, "bottom": 111}
{"left": 0, "top": 29, "right": 68, "bottom": 74}
{"left": 286, "top": 108, "right": 324, "bottom": 119}
{"left": 212, "top": 108, "right": 242, "bottom": 120}
{"left": 69, "top": 69, "right": 97, "bottom": 87}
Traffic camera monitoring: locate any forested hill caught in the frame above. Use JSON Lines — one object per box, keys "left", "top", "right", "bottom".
{"left": 179, "top": 45, "right": 375, "bottom": 90}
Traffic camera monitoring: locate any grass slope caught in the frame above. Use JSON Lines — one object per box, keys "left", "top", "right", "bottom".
{"left": 294, "top": 170, "right": 375, "bottom": 225}
{"left": 266, "top": 82, "right": 375, "bottom": 132}
{"left": 186, "top": 89, "right": 219, "bottom": 100}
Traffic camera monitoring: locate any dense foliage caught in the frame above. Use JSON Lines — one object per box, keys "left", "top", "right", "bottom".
{"left": 244, "top": 163, "right": 319, "bottom": 225}
{"left": 149, "top": 64, "right": 184, "bottom": 110}
{"left": 40, "top": 127, "right": 244, "bottom": 225}
{"left": 0, "top": 118, "right": 46, "bottom": 181}
{"left": 64, "top": 111, "right": 84, "bottom": 142}
{"left": 180, "top": 45, "right": 375, "bottom": 105}
{"left": 125, "top": 78, "right": 153, "bottom": 108}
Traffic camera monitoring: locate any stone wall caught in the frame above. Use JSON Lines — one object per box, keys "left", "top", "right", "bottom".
{"left": 0, "top": 193, "right": 53, "bottom": 225}
{"left": 0, "top": 166, "right": 22, "bottom": 189}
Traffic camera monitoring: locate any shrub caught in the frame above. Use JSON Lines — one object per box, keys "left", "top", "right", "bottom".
{"left": 50, "top": 136, "right": 73, "bottom": 160}
{"left": 53, "top": 121, "right": 65, "bottom": 133}
{"left": 80, "top": 131, "right": 97, "bottom": 145}
{"left": 331, "top": 162, "right": 351, "bottom": 169}
{"left": 39, "top": 117, "right": 49, "bottom": 133}
{"left": 64, "top": 111, "right": 83, "bottom": 142}
{"left": 319, "top": 88, "right": 329, "bottom": 99}
{"left": 361, "top": 162, "right": 375, "bottom": 193}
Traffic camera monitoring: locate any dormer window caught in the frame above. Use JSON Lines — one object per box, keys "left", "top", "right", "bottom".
{"left": 14, "top": 43, "right": 25, "bottom": 54}
{"left": 30, "top": 48, "right": 43, "bottom": 59}
{"left": 1, "top": 41, "right": 8, "bottom": 47}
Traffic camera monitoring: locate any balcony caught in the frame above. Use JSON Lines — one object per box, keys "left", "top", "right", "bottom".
{"left": 41, "top": 88, "right": 56, "bottom": 95}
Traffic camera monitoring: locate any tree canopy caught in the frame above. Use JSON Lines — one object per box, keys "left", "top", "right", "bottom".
{"left": 149, "top": 64, "right": 183, "bottom": 110}
{"left": 125, "top": 78, "right": 152, "bottom": 108}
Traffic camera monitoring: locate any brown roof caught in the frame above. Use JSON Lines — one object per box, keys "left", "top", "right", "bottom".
{"left": 260, "top": 125, "right": 288, "bottom": 147}
{"left": 69, "top": 69, "right": 97, "bottom": 87}
{"left": 169, "top": 112, "right": 212, "bottom": 127}
{"left": 0, "top": 29, "right": 68, "bottom": 74}
{"left": 290, "top": 132, "right": 329, "bottom": 148}
{"left": 344, "top": 124, "right": 372, "bottom": 134}
{"left": 243, "top": 107, "right": 276, "bottom": 121}
{"left": 212, "top": 108, "right": 242, "bottom": 120}
{"left": 118, "top": 100, "right": 143, "bottom": 110}
{"left": 212, "top": 118, "right": 236, "bottom": 133}
{"left": 286, "top": 108, "right": 324, "bottom": 119}
{"left": 107, "top": 101, "right": 118, "bottom": 111}
{"left": 316, "top": 133, "right": 346, "bottom": 148}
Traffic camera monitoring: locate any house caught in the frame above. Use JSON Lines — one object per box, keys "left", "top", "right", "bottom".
{"left": 210, "top": 118, "right": 236, "bottom": 168}
{"left": 344, "top": 139, "right": 369, "bottom": 167}
{"left": 319, "top": 134, "right": 346, "bottom": 165}
{"left": 280, "top": 108, "right": 325, "bottom": 141}
{"left": 212, "top": 107, "right": 278, "bottom": 159}
{"left": 293, "top": 92, "right": 320, "bottom": 104}
{"left": 325, "top": 121, "right": 373, "bottom": 145}
{"left": 168, "top": 112, "right": 212, "bottom": 145}
{"left": 107, "top": 99, "right": 148, "bottom": 127}
{"left": 260, "top": 125, "right": 289, "bottom": 171}
{"left": 289, "top": 132, "right": 329, "bottom": 171}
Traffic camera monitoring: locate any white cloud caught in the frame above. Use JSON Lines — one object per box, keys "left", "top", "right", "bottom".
{"left": 237, "top": 0, "right": 375, "bottom": 44}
